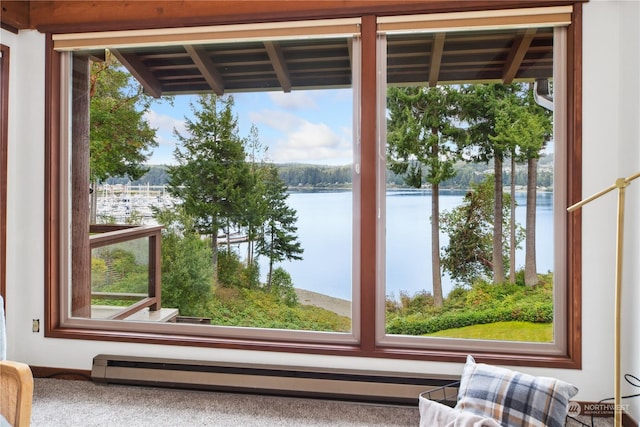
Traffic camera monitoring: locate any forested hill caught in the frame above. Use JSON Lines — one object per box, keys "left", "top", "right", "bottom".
{"left": 105, "top": 154, "right": 553, "bottom": 189}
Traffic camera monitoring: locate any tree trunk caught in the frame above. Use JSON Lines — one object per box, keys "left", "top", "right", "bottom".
{"left": 224, "top": 222, "right": 231, "bottom": 254}
{"left": 211, "top": 230, "right": 219, "bottom": 286}
{"left": 266, "top": 228, "right": 275, "bottom": 290}
{"left": 246, "top": 235, "right": 252, "bottom": 267}
{"left": 492, "top": 157, "right": 505, "bottom": 284}
{"left": 509, "top": 155, "right": 516, "bottom": 284}
{"left": 524, "top": 157, "right": 538, "bottom": 286}
{"left": 431, "top": 182, "right": 443, "bottom": 307}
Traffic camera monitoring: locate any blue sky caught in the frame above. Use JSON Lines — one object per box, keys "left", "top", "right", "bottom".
{"left": 143, "top": 89, "right": 354, "bottom": 166}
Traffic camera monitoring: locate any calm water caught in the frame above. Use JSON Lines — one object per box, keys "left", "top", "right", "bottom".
{"left": 255, "top": 190, "right": 554, "bottom": 301}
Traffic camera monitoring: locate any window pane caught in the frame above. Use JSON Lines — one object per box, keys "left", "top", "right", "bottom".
{"left": 69, "top": 36, "right": 356, "bottom": 335}
{"left": 383, "top": 29, "right": 557, "bottom": 343}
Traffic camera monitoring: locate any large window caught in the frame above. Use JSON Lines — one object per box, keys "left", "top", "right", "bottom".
{"left": 46, "top": 5, "right": 582, "bottom": 367}
{"left": 378, "top": 24, "right": 568, "bottom": 358}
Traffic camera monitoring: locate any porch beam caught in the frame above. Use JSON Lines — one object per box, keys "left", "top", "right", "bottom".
{"left": 110, "top": 48, "right": 162, "bottom": 98}
{"left": 184, "top": 44, "right": 225, "bottom": 95}
{"left": 428, "top": 33, "right": 446, "bottom": 87}
{"left": 264, "top": 41, "right": 292, "bottom": 93}
{"left": 502, "top": 28, "right": 537, "bottom": 84}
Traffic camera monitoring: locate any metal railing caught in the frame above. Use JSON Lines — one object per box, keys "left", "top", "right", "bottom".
{"left": 89, "top": 224, "right": 162, "bottom": 320}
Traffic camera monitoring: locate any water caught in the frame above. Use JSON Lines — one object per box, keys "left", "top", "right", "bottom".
{"left": 256, "top": 190, "right": 554, "bottom": 301}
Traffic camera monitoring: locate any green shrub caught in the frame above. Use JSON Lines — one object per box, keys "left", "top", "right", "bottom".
{"left": 386, "top": 302, "right": 553, "bottom": 335}
{"left": 269, "top": 267, "right": 298, "bottom": 307}
{"left": 385, "top": 273, "right": 554, "bottom": 336}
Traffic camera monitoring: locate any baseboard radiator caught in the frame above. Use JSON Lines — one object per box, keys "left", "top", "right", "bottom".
{"left": 92, "top": 354, "right": 457, "bottom": 405}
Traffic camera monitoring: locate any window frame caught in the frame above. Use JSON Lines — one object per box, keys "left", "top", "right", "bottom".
{"left": 0, "top": 44, "right": 8, "bottom": 303}
{"left": 376, "top": 26, "right": 569, "bottom": 357}
{"left": 44, "top": 3, "right": 583, "bottom": 369}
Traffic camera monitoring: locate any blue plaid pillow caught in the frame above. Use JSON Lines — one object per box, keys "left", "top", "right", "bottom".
{"left": 455, "top": 355, "right": 578, "bottom": 427}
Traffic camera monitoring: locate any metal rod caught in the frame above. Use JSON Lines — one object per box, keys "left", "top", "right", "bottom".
{"left": 614, "top": 183, "right": 627, "bottom": 427}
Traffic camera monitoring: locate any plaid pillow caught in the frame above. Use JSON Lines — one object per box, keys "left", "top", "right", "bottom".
{"left": 455, "top": 355, "right": 578, "bottom": 427}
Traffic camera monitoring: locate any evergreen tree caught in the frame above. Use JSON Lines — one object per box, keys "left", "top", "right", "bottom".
{"left": 256, "top": 166, "right": 304, "bottom": 288}
{"left": 386, "top": 86, "right": 465, "bottom": 306}
{"left": 518, "top": 87, "right": 553, "bottom": 286}
{"left": 167, "top": 94, "right": 249, "bottom": 284}
{"left": 242, "top": 125, "right": 269, "bottom": 267}
{"left": 459, "top": 84, "right": 522, "bottom": 284}
{"left": 489, "top": 85, "right": 552, "bottom": 286}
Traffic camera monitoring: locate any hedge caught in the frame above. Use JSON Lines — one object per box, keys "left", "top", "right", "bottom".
{"left": 386, "top": 302, "right": 553, "bottom": 335}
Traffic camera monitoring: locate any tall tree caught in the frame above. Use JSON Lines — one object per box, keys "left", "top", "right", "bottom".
{"left": 490, "top": 97, "right": 523, "bottom": 284}
{"left": 242, "top": 125, "right": 269, "bottom": 267}
{"left": 256, "top": 166, "right": 303, "bottom": 288}
{"left": 89, "top": 51, "right": 158, "bottom": 222}
{"left": 167, "top": 94, "right": 248, "bottom": 284}
{"left": 386, "top": 86, "right": 465, "bottom": 307}
{"left": 459, "top": 84, "right": 521, "bottom": 284}
{"left": 489, "top": 85, "right": 552, "bottom": 286}
{"left": 519, "top": 88, "right": 553, "bottom": 286}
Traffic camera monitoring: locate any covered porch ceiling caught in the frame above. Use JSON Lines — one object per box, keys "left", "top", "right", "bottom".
{"left": 98, "top": 27, "right": 554, "bottom": 97}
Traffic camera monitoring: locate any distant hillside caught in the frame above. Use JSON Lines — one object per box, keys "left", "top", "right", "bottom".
{"left": 104, "top": 154, "right": 554, "bottom": 189}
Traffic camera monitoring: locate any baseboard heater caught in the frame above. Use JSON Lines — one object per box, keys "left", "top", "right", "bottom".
{"left": 92, "top": 354, "right": 457, "bottom": 405}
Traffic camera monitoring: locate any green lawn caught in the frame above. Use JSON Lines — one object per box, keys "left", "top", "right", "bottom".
{"left": 425, "top": 321, "right": 553, "bottom": 342}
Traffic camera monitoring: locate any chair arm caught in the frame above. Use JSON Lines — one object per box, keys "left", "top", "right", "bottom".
{"left": 0, "top": 360, "right": 34, "bottom": 427}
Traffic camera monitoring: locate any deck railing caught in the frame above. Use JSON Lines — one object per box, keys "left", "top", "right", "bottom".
{"left": 89, "top": 224, "right": 162, "bottom": 320}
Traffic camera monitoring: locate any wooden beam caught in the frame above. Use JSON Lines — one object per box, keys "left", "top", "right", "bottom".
{"left": 502, "top": 28, "right": 537, "bottom": 84}
{"left": 71, "top": 54, "right": 91, "bottom": 318}
{"left": 110, "top": 49, "right": 162, "bottom": 98}
{"left": 184, "top": 45, "right": 225, "bottom": 95}
{"left": 264, "top": 41, "right": 292, "bottom": 93}
{"left": 428, "top": 33, "right": 446, "bottom": 87}
{"left": 31, "top": 1, "right": 582, "bottom": 33}
{"left": 0, "top": 1, "right": 30, "bottom": 31}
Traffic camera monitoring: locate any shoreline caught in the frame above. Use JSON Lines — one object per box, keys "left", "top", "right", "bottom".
{"left": 294, "top": 288, "right": 351, "bottom": 318}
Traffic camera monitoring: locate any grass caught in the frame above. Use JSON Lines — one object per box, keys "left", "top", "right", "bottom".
{"left": 385, "top": 272, "right": 554, "bottom": 338}
{"left": 425, "top": 321, "right": 553, "bottom": 342}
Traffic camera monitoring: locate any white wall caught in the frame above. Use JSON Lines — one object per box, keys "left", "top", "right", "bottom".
{"left": 582, "top": 0, "right": 640, "bottom": 421}
{"left": 607, "top": 0, "right": 640, "bottom": 421}
{"left": 2, "top": 0, "right": 639, "bottom": 415}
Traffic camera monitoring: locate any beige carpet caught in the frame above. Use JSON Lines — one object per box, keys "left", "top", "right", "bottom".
{"left": 30, "top": 378, "right": 616, "bottom": 426}
{"left": 31, "top": 378, "right": 419, "bottom": 426}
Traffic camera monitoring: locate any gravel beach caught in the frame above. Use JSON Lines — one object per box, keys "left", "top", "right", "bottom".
{"left": 295, "top": 288, "right": 352, "bottom": 318}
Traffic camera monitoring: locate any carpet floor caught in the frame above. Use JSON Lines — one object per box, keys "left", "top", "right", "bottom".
{"left": 31, "top": 378, "right": 420, "bottom": 427}
{"left": 30, "top": 378, "right": 617, "bottom": 427}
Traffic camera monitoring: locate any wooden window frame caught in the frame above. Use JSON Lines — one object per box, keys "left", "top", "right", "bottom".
{"left": 44, "top": 3, "right": 583, "bottom": 369}
{"left": 0, "top": 44, "right": 9, "bottom": 303}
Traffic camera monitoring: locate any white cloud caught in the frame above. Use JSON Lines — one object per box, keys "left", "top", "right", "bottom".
{"left": 249, "top": 108, "right": 352, "bottom": 165}
{"left": 268, "top": 92, "right": 318, "bottom": 110}
{"left": 144, "top": 110, "right": 187, "bottom": 142}
{"left": 249, "top": 109, "right": 301, "bottom": 132}
{"left": 273, "top": 120, "right": 352, "bottom": 165}
{"left": 143, "top": 109, "right": 187, "bottom": 165}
